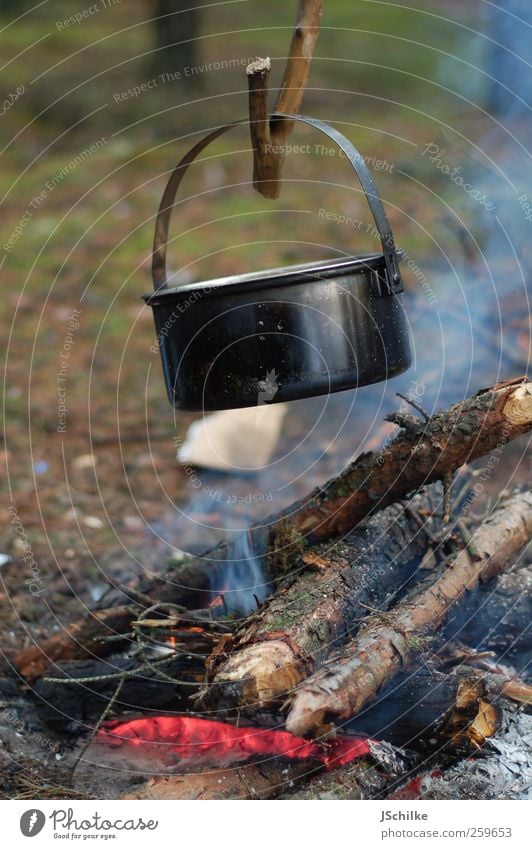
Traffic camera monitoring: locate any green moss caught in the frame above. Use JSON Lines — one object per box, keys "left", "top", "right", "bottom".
{"left": 406, "top": 634, "right": 428, "bottom": 653}
{"left": 266, "top": 519, "right": 306, "bottom": 580}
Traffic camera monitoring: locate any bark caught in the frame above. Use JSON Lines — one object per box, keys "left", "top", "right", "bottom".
{"left": 121, "top": 759, "right": 320, "bottom": 800}
{"left": 15, "top": 379, "right": 532, "bottom": 682}
{"left": 247, "top": 0, "right": 323, "bottom": 197}
{"left": 286, "top": 490, "right": 532, "bottom": 736}
{"left": 202, "top": 499, "right": 434, "bottom": 711}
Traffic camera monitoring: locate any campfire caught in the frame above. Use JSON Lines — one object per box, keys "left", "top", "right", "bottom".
{"left": 15, "top": 378, "right": 532, "bottom": 800}
{"left": 3, "top": 0, "right": 532, "bottom": 810}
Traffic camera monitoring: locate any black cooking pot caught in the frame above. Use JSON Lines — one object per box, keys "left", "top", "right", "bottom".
{"left": 144, "top": 114, "right": 411, "bottom": 411}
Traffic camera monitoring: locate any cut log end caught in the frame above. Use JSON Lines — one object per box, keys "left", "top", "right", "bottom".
{"left": 204, "top": 638, "right": 308, "bottom": 709}
{"left": 246, "top": 57, "right": 271, "bottom": 76}
{"left": 502, "top": 382, "right": 532, "bottom": 425}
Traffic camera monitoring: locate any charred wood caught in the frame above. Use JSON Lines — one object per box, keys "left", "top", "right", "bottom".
{"left": 388, "top": 707, "right": 532, "bottom": 800}
{"left": 280, "top": 740, "right": 416, "bottom": 800}
{"left": 442, "top": 562, "right": 532, "bottom": 672}
{"left": 30, "top": 654, "right": 197, "bottom": 732}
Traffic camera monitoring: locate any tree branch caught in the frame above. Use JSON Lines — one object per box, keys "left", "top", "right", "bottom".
{"left": 247, "top": 0, "right": 323, "bottom": 198}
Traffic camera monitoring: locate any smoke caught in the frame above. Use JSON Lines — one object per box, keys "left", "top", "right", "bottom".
{"left": 210, "top": 529, "right": 271, "bottom": 615}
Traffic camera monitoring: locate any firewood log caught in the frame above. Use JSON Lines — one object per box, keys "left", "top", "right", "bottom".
{"left": 344, "top": 665, "right": 504, "bottom": 752}
{"left": 121, "top": 759, "right": 320, "bottom": 800}
{"left": 15, "top": 378, "right": 532, "bottom": 682}
{"left": 279, "top": 378, "right": 532, "bottom": 543}
{"left": 286, "top": 490, "right": 532, "bottom": 736}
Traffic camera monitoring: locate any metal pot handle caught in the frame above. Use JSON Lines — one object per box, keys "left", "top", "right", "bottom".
{"left": 152, "top": 113, "right": 401, "bottom": 293}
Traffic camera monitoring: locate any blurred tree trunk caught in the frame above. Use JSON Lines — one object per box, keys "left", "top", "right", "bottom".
{"left": 150, "top": 0, "right": 201, "bottom": 81}
{"left": 487, "top": 0, "right": 531, "bottom": 119}
{"left": 0, "top": 0, "right": 33, "bottom": 16}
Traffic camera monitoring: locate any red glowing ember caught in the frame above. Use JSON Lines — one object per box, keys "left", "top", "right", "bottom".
{"left": 98, "top": 716, "right": 371, "bottom": 770}
{"left": 387, "top": 770, "right": 443, "bottom": 800}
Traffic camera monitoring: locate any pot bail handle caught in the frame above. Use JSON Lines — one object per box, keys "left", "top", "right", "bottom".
{"left": 152, "top": 114, "right": 401, "bottom": 293}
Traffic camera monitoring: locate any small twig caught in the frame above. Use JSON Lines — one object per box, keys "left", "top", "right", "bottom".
{"left": 456, "top": 519, "right": 480, "bottom": 559}
{"left": 96, "top": 632, "right": 136, "bottom": 644}
{"left": 396, "top": 392, "right": 431, "bottom": 422}
{"left": 69, "top": 676, "right": 126, "bottom": 780}
{"left": 358, "top": 601, "right": 387, "bottom": 615}
{"left": 43, "top": 653, "right": 178, "bottom": 686}
{"left": 442, "top": 472, "right": 454, "bottom": 524}
{"left": 385, "top": 411, "right": 425, "bottom": 435}
{"left": 453, "top": 469, "right": 482, "bottom": 511}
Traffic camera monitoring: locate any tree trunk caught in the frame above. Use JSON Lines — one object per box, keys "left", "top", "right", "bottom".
{"left": 150, "top": 0, "right": 201, "bottom": 81}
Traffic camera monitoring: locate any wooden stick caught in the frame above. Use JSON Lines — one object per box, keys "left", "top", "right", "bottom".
{"left": 286, "top": 490, "right": 532, "bottom": 737}
{"left": 247, "top": 0, "right": 323, "bottom": 198}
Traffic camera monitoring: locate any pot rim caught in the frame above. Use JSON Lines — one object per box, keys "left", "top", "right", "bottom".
{"left": 143, "top": 252, "right": 384, "bottom": 304}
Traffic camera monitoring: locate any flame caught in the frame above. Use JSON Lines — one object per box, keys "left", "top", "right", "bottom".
{"left": 208, "top": 592, "right": 225, "bottom": 609}
{"left": 98, "top": 716, "right": 371, "bottom": 770}
{"left": 148, "top": 624, "right": 207, "bottom": 652}
{"left": 203, "top": 530, "right": 271, "bottom": 616}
